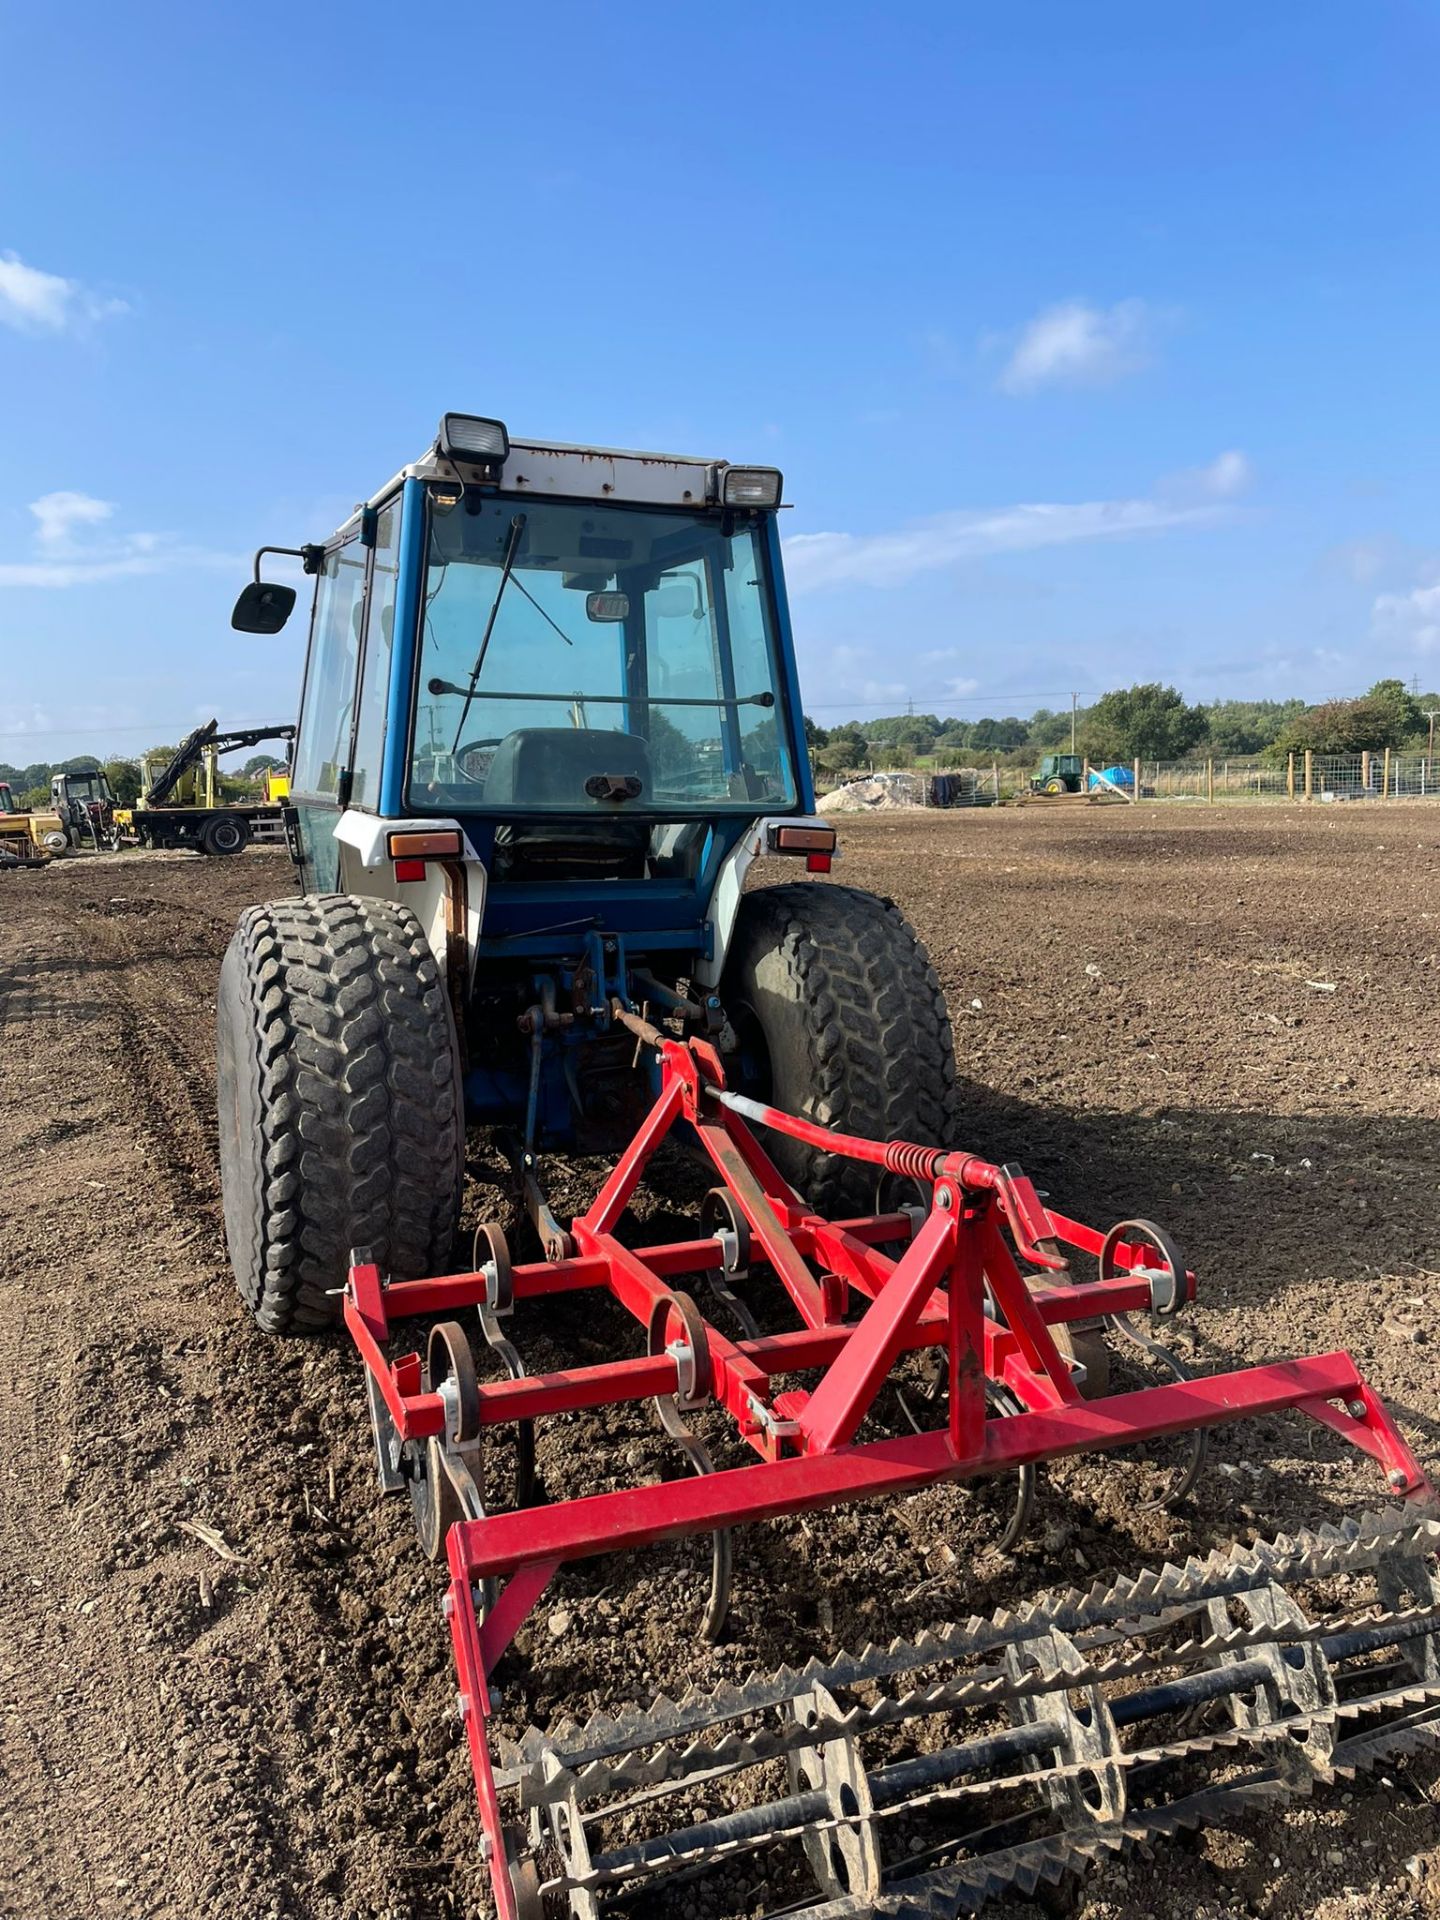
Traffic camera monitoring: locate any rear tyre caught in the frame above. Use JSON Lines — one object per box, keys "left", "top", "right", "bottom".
{"left": 217, "top": 894, "right": 465, "bottom": 1334}
{"left": 720, "top": 883, "right": 957, "bottom": 1217}
{"left": 201, "top": 814, "right": 250, "bottom": 857}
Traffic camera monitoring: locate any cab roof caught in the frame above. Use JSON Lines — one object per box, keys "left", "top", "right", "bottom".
{"left": 363, "top": 437, "right": 769, "bottom": 517}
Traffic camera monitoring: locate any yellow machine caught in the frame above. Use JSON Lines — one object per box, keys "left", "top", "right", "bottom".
{"left": 115, "top": 719, "right": 295, "bottom": 856}
{"left": 0, "top": 783, "right": 67, "bottom": 865}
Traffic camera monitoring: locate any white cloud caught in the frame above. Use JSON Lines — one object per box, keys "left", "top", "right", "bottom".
{"left": 1371, "top": 582, "right": 1440, "bottom": 654}
{"left": 30, "top": 490, "right": 115, "bottom": 546}
{"left": 1190, "top": 450, "right": 1253, "bottom": 499}
{"left": 0, "top": 250, "right": 129, "bottom": 334}
{"left": 785, "top": 472, "right": 1237, "bottom": 594}
{"left": 998, "top": 298, "right": 1154, "bottom": 393}
{"left": 0, "top": 490, "right": 237, "bottom": 588}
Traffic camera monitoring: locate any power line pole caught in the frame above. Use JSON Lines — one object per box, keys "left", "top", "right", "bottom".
{"left": 1070, "top": 692, "right": 1079, "bottom": 754}
{"left": 1424, "top": 709, "right": 1440, "bottom": 775}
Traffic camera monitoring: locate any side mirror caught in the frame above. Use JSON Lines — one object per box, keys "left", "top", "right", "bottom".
{"left": 232, "top": 581, "right": 297, "bottom": 634}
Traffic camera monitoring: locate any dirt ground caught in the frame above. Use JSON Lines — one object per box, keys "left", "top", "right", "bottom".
{"left": 2, "top": 804, "right": 1439, "bottom": 1920}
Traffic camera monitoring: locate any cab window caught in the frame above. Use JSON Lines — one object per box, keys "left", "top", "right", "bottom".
{"left": 349, "top": 501, "right": 400, "bottom": 808}
{"left": 293, "top": 538, "right": 367, "bottom": 799}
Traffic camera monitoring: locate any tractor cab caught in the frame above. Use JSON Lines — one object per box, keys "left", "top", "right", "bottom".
{"left": 235, "top": 418, "right": 813, "bottom": 906}
{"left": 51, "top": 769, "right": 118, "bottom": 847}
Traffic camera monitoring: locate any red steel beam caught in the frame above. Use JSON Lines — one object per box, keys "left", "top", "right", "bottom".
{"left": 451, "top": 1351, "right": 1404, "bottom": 1582}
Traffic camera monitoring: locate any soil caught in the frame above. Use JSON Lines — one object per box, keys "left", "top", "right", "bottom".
{"left": 2, "top": 805, "right": 1439, "bottom": 1920}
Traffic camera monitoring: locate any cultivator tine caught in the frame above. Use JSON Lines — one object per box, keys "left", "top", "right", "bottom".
{"left": 648, "top": 1287, "right": 733, "bottom": 1638}
{"left": 473, "top": 1223, "right": 539, "bottom": 1509}
{"left": 1101, "top": 1309, "right": 1209, "bottom": 1509}
{"left": 494, "top": 1509, "right": 1440, "bottom": 1918}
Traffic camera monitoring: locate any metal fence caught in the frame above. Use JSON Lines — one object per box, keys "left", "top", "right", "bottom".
{"left": 1137, "top": 752, "right": 1440, "bottom": 802}
{"left": 822, "top": 753, "right": 1440, "bottom": 807}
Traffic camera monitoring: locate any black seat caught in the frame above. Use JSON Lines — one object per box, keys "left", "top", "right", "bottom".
{"left": 485, "top": 729, "right": 653, "bottom": 880}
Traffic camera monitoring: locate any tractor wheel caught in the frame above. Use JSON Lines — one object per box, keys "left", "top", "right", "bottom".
{"left": 1044, "top": 778, "right": 1065, "bottom": 795}
{"left": 720, "top": 884, "right": 957, "bottom": 1217}
{"left": 201, "top": 814, "right": 251, "bottom": 857}
{"left": 217, "top": 894, "right": 465, "bottom": 1334}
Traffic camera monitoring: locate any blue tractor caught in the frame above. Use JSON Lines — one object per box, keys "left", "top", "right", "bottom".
{"left": 219, "top": 415, "right": 956, "bottom": 1330}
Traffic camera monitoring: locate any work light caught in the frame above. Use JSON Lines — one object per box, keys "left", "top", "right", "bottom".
{"left": 720, "top": 466, "right": 783, "bottom": 509}
{"left": 438, "top": 414, "right": 510, "bottom": 469}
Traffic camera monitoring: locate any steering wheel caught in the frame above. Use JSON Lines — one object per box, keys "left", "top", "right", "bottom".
{"left": 453, "top": 738, "right": 502, "bottom": 782}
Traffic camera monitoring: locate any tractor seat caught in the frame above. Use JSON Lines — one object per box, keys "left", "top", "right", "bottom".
{"left": 485, "top": 728, "right": 653, "bottom": 880}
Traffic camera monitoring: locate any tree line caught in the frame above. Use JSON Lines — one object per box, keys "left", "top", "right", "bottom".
{"left": 4, "top": 682, "right": 1436, "bottom": 800}
{"left": 0, "top": 749, "right": 282, "bottom": 811}
{"left": 809, "top": 679, "right": 1440, "bottom": 777}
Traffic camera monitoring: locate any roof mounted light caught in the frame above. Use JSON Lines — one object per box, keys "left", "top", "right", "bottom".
{"left": 720, "top": 466, "right": 783, "bottom": 509}
{"left": 437, "top": 413, "right": 510, "bottom": 474}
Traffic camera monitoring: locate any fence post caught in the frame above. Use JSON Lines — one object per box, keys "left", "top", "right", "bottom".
{"left": 1287, "top": 751, "right": 1296, "bottom": 800}
{"left": 1362, "top": 750, "right": 1371, "bottom": 792}
{"left": 1383, "top": 746, "right": 1391, "bottom": 798}
{"left": 1304, "top": 750, "right": 1313, "bottom": 800}
{"left": 1206, "top": 757, "right": 1215, "bottom": 804}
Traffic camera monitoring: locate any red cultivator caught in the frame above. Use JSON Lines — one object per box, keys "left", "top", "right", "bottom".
{"left": 346, "top": 1025, "right": 1440, "bottom": 1919}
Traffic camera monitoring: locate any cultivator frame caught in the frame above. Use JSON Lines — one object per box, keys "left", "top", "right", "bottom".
{"left": 344, "top": 1027, "right": 1435, "bottom": 1918}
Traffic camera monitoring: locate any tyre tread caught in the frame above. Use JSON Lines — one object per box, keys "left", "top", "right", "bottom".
{"left": 722, "top": 883, "right": 958, "bottom": 1215}
{"left": 219, "top": 893, "right": 463, "bottom": 1334}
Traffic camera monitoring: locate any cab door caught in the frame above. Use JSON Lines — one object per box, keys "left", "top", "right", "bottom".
{"left": 288, "top": 529, "right": 370, "bottom": 891}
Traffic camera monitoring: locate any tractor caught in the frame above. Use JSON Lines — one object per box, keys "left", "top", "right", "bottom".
{"left": 50, "top": 767, "right": 120, "bottom": 850}
{"left": 1029, "top": 752, "right": 1084, "bottom": 795}
{"left": 219, "top": 417, "right": 1440, "bottom": 1920}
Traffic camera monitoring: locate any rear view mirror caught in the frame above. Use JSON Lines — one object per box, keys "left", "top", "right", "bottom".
{"left": 654, "top": 584, "right": 705, "bottom": 620}
{"left": 586, "top": 592, "right": 629, "bottom": 623}
{"left": 232, "top": 581, "right": 297, "bottom": 634}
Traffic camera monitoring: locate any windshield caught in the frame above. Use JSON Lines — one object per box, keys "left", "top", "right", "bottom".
{"left": 67, "top": 776, "right": 111, "bottom": 803}
{"left": 409, "top": 498, "right": 796, "bottom": 813}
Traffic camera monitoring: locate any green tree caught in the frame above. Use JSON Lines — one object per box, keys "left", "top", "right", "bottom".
{"left": 1361, "top": 678, "right": 1423, "bottom": 744}
{"left": 101, "top": 758, "right": 144, "bottom": 805}
{"left": 1276, "top": 695, "right": 1409, "bottom": 755}
{"left": 863, "top": 713, "right": 942, "bottom": 747}
{"left": 894, "top": 722, "right": 935, "bottom": 758}
{"left": 1028, "top": 706, "right": 1081, "bottom": 749}
{"left": 1083, "top": 684, "right": 1206, "bottom": 761}
{"left": 1199, "top": 699, "right": 1302, "bottom": 756}
{"left": 933, "top": 719, "right": 974, "bottom": 755}
{"left": 970, "top": 716, "right": 1028, "bottom": 751}
{"left": 817, "top": 735, "right": 865, "bottom": 774}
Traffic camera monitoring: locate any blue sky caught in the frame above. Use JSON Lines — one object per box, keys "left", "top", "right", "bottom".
{"left": 4, "top": 0, "right": 1440, "bottom": 762}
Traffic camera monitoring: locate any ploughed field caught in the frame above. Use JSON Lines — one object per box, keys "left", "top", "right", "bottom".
{"left": 1, "top": 804, "right": 1438, "bottom": 1920}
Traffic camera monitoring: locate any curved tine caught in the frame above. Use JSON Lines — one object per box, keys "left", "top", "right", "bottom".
{"left": 477, "top": 1307, "right": 539, "bottom": 1509}
{"left": 653, "top": 1396, "right": 733, "bottom": 1640}
{"left": 1106, "top": 1311, "right": 1209, "bottom": 1510}
{"left": 707, "top": 1269, "right": 762, "bottom": 1340}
